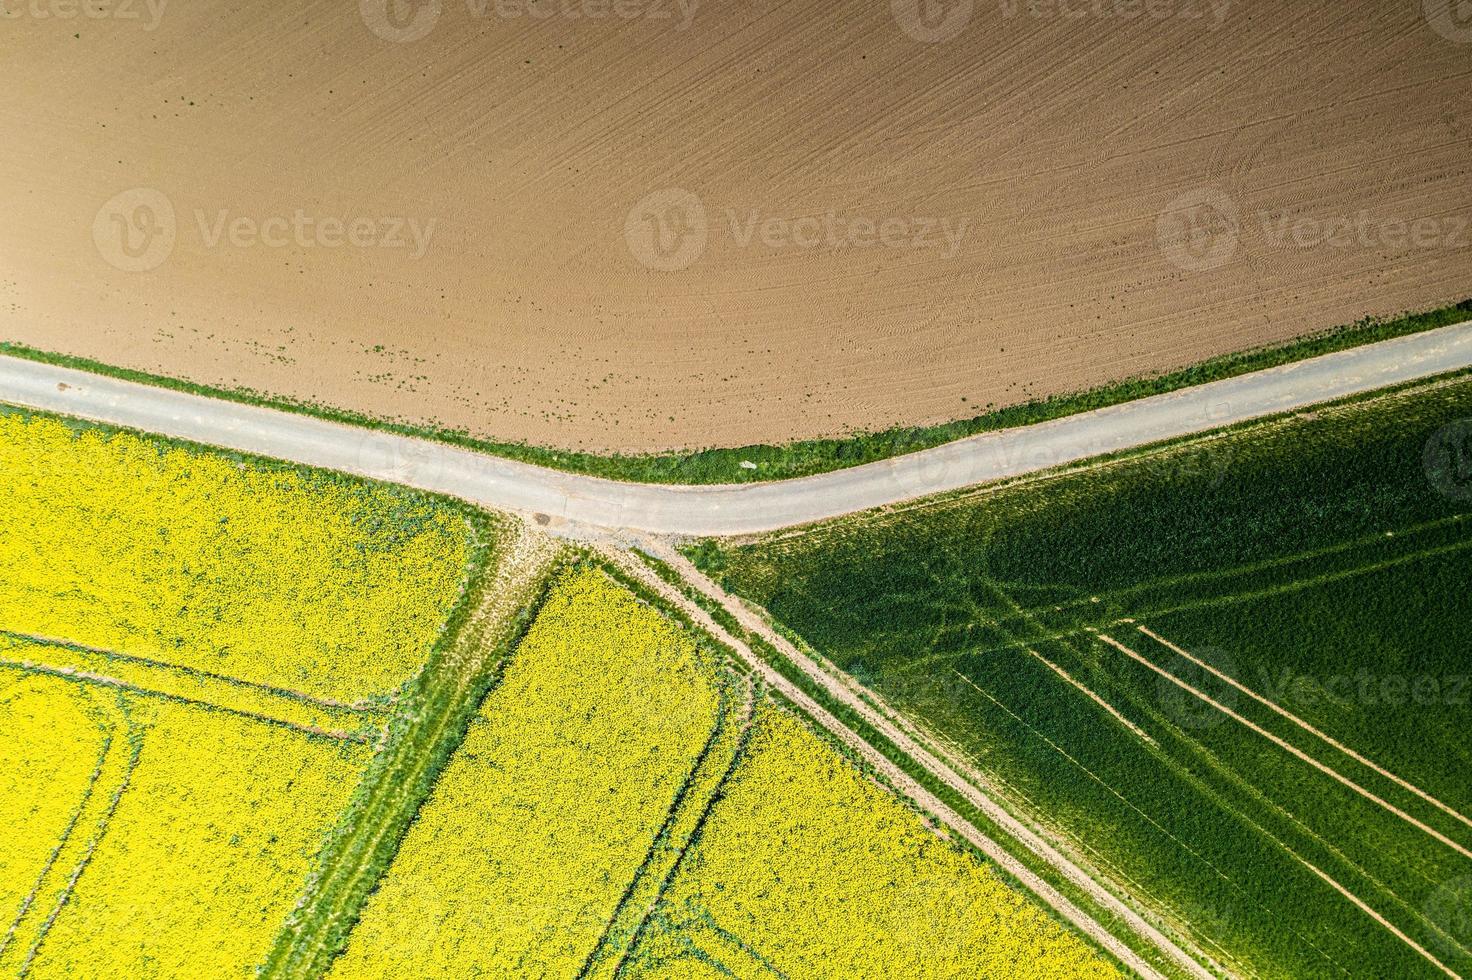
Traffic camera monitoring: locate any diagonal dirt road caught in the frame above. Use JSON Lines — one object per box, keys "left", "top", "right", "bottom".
{"left": 609, "top": 542, "right": 1220, "bottom": 980}
{"left": 4, "top": 323, "right": 1471, "bottom": 978}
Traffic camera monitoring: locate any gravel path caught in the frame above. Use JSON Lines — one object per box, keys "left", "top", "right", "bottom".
{"left": 2, "top": 322, "right": 1470, "bottom": 536}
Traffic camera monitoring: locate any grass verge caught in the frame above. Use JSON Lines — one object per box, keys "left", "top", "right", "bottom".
{"left": 5, "top": 299, "right": 1468, "bottom": 484}
{"left": 256, "top": 521, "right": 563, "bottom": 979}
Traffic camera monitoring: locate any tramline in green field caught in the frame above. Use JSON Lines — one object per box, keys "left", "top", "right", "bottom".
{"left": 694, "top": 372, "right": 1472, "bottom": 979}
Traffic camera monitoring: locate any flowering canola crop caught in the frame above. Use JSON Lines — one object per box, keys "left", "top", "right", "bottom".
{"left": 0, "top": 411, "right": 442, "bottom": 978}
{"left": 625, "top": 707, "right": 1119, "bottom": 980}
{"left": 0, "top": 671, "right": 110, "bottom": 927}
{"left": 329, "top": 568, "right": 725, "bottom": 979}
{"left": 0, "top": 410, "right": 1117, "bottom": 978}
{"left": 24, "top": 697, "right": 369, "bottom": 979}
{"left": 0, "top": 413, "right": 474, "bottom": 705}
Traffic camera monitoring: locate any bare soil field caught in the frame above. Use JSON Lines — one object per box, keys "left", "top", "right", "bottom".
{"left": 1, "top": 0, "right": 1468, "bottom": 453}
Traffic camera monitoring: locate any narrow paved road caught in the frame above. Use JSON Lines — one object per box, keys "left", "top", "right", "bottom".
{"left": 3, "top": 321, "right": 1470, "bottom": 536}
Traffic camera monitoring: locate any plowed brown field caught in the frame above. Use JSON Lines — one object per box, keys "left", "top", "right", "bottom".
{"left": 1, "top": 0, "right": 1468, "bottom": 452}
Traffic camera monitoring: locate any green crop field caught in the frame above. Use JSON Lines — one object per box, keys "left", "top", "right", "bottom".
{"left": 694, "top": 373, "right": 1472, "bottom": 978}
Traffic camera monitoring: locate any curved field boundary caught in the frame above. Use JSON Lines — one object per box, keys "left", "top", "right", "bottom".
{"left": 601, "top": 545, "right": 1200, "bottom": 980}
{"left": 0, "top": 634, "right": 377, "bottom": 742}
{"left": 0, "top": 683, "right": 143, "bottom": 977}
{"left": 0, "top": 681, "right": 115, "bottom": 962}
{"left": 579, "top": 678, "right": 755, "bottom": 980}
{"left": 1, "top": 322, "right": 1470, "bottom": 536}
{"left": 0, "top": 630, "right": 379, "bottom": 714}
{"left": 0, "top": 658, "right": 369, "bottom": 746}
{"left": 257, "top": 523, "right": 561, "bottom": 980}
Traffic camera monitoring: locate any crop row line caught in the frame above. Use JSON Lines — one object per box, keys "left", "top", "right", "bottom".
{"left": 0, "top": 688, "right": 144, "bottom": 978}
{"left": 606, "top": 711, "right": 760, "bottom": 980}
{"left": 578, "top": 671, "right": 754, "bottom": 979}
{"left": 0, "top": 629, "right": 386, "bottom": 714}
{"left": 0, "top": 656, "right": 370, "bottom": 744}
{"left": 603, "top": 542, "right": 1198, "bottom": 980}
{"left": 257, "top": 521, "right": 561, "bottom": 979}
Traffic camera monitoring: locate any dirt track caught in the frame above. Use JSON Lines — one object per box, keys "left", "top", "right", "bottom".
{"left": 605, "top": 543, "right": 1208, "bottom": 980}
{"left": 2, "top": 0, "right": 1469, "bottom": 452}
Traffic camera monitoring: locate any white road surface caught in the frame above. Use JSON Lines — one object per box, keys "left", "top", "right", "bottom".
{"left": 3, "top": 321, "right": 1470, "bottom": 537}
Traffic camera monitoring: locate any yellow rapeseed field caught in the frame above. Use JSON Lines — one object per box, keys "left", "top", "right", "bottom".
{"left": 626, "top": 706, "right": 1119, "bottom": 980}
{"left": 0, "top": 409, "right": 1116, "bottom": 978}
{"left": 0, "top": 671, "right": 110, "bottom": 928}
{"left": 0, "top": 412, "right": 475, "bottom": 705}
{"left": 23, "top": 697, "right": 369, "bottom": 979}
{"left": 0, "top": 632, "right": 380, "bottom": 740}
{"left": 329, "top": 567, "right": 725, "bottom": 979}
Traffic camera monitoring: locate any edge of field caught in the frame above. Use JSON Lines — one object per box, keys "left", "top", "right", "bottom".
{"left": 675, "top": 368, "right": 1472, "bottom": 979}
{"left": 599, "top": 550, "right": 1181, "bottom": 980}
{"left": 258, "top": 521, "right": 570, "bottom": 979}
{"left": 4, "top": 297, "right": 1468, "bottom": 485}
{"left": 640, "top": 557, "right": 1190, "bottom": 978}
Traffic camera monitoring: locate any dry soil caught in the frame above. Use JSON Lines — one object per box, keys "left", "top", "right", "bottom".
{"left": 1, "top": 0, "right": 1468, "bottom": 451}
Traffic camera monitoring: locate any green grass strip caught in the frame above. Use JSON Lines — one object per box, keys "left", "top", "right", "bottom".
{"left": 6, "top": 298, "right": 1468, "bottom": 484}
{"left": 256, "top": 523, "right": 562, "bottom": 980}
